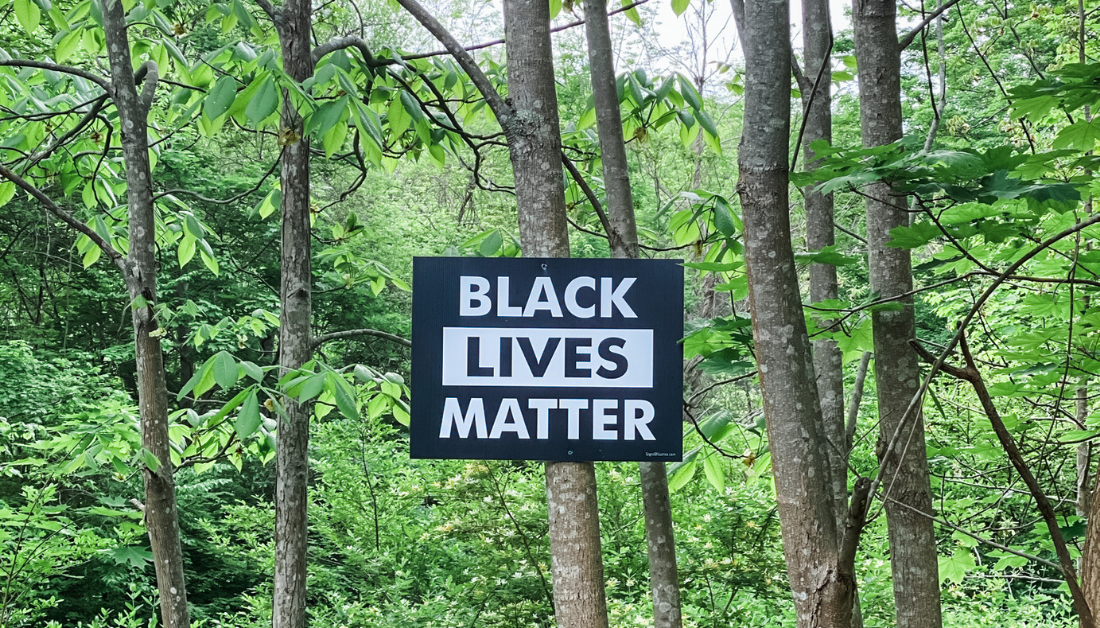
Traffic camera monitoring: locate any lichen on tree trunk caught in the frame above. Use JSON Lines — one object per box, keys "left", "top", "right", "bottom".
{"left": 103, "top": 2, "right": 189, "bottom": 626}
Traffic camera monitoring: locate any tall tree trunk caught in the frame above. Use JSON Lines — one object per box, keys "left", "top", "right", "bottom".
{"left": 273, "top": 2, "right": 315, "bottom": 627}
{"left": 852, "top": 2, "right": 942, "bottom": 627}
{"left": 502, "top": 0, "right": 610, "bottom": 625}
{"left": 583, "top": 2, "right": 681, "bottom": 625}
{"left": 103, "top": 2, "right": 190, "bottom": 627}
{"left": 737, "top": 0, "right": 853, "bottom": 625}
{"left": 798, "top": 0, "right": 847, "bottom": 541}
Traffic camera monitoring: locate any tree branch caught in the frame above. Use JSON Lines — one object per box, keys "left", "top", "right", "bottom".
{"left": 396, "top": 0, "right": 651, "bottom": 62}
{"left": 0, "top": 60, "right": 111, "bottom": 92}
{"left": 560, "top": 153, "right": 615, "bottom": 240}
{"left": 392, "top": 0, "right": 511, "bottom": 122}
{"left": 898, "top": 0, "right": 963, "bottom": 51}
{"left": 312, "top": 35, "right": 378, "bottom": 67}
{"left": 310, "top": 328, "right": 411, "bottom": 350}
{"left": 24, "top": 94, "right": 108, "bottom": 172}
{"left": 254, "top": 0, "right": 279, "bottom": 22}
{"left": 135, "top": 61, "right": 159, "bottom": 113}
{"left": 0, "top": 164, "right": 124, "bottom": 270}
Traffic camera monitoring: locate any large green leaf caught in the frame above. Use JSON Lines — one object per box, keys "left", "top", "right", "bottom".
{"left": 204, "top": 76, "right": 238, "bottom": 121}
{"left": 13, "top": 0, "right": 41, "bottom": 34}
{"left": 212, "top": 351, "right": 239, "bottom": 390}
{"left": 235, "top": 391, "right": 262, "bottom": 439}
{"left": 245, "top": 76, "right": 279, "bottom": 126}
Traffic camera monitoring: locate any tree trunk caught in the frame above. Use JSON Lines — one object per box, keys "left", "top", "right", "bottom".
{"left": 1083, "top": 460, "right": 1100, "bottom": 617}
{"left": 737, "top": 0, "right": 853, "bottom": 625}
{"left": 103, "top": 2, "right": 190, "bottom": 627}
{"left": 273, "top": 2, "right": 315, "bottom": 627}
{"left": 501, "top": 0, "right": 609, "bottom": 625}
{"left": 852, "top": 2, "right": 942, "bottom": 627}
{"left": 583, "top": 2, "right": 681, "bottom": 624}
{"left": 798, "top": 0, "right": 847, "bottom": 542}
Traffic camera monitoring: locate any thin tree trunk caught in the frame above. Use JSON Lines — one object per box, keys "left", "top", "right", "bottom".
{"left": 852, "top": 2, "right": 942, "bottom": 626}
{"left": 502, "top": 0, "right": 609, "bottom": 625}
{"left": 737, "top": 1, "right": 853, "bottom": 625}
{"left": 798, "top": 0, "right": 847, "bottom": 542}
{"left": 583, "top": 2, "right": 681, "bottom": 624}
{"left": 103, "top": 2, "right": 189, "bottom": 627}
{"left": 273, "top": 1, "right": 315, "bottom": 627}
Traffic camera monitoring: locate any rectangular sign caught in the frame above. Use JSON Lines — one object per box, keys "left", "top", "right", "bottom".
{"left": 411, "top": 257, "right": 683, "bottom": 461}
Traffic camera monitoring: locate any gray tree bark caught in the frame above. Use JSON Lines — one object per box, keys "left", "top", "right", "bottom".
{"left": 502, "top": 0, "right": 610, "bottom": 625}
{"left": 797, "top": 0, "right": 848, "bottom": 541}
{"left": 103, "top": 2, "right": 189, "bottom": 626}
{"left": 271, "top": 1, "right": 315, "bottom": 627}
{"left": 583, "top": 2, "right": 681, "bottom": 625}
{"left": 852, "top": 2, "right": 942, "bottom": 627}
{"left": 737, "top": 0, "right": 854, "bottom": 625}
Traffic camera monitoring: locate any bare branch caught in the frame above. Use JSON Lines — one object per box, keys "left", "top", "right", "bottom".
{"left": 0, "top": 164, "right": 124, "bottom": 270}
{"left": 311, "top": 328, "right": 411, "bottom": 350}
{"left": 155, "top": 152, "right": 282, "bottom": 203}
{"left": 898, "top": 0, "right": 964, "bottom": 51}
{"left": 0, "top": 59, "right": 111, "bottom": 92}
{"left": 397, "top": 0, "right": 651, "bottom": 62}
{"left": 24, "top": 94, "right": 108, "bottom": 173}
{"left": 560, "top": 153, "right": 615, "bottom": 240}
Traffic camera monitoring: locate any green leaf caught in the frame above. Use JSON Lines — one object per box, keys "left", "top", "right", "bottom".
{"left": 622, "top": 0, "right": 641, "bottom": 25}
{"left": 479, "top": 230, "right": 503, "bottom": 256}
{"left": 668, "top": 450, "right": 699, "bottom": 491}
{"left": 308, "top": 96, "right": 348, "bottom": 138}
{"left": 938, "top": 549, "right": 976, "bottom": 585}
{"left": 886, "top": 222, "right": 943, "bottom": 249}
{"left": 82, "top": 245, "right": 101, "bottom": 269}
{"left": 1053, "top": 119, "right": 1100, "bottom": 152}
{"left": 141, "top": 448, "right": 161, "bottom": 473}
{"left": 796, "top": 245, "right": 860, "bottom": 266}
{"left": 322, "top": 121, "right": 348, "bottom": 157}
{"left": 549, "top": 0, "right": 561, "bottom": 19}
{"left": 245, "top": 76, "right": 279, "bottom": 126}
{"left": 240, "top": 361, "right": 264, "bottom": 383}
{"left": 331, "top": 375, "right": 358, "bottom": 420}
{"left": 105, "top": 545, "right": 153, "bottom": 568}
{"left": 14, "top": 0, "right": 41, "bottom": 34}
{"left": 0, "top": 181, "right": 15, "bottom": 208}
{"left": 204, "top": 76, "right": 238, "bottom": 121}
{"left": 297, "top": 372, "right": 326, "bottom": 402}
{"left": 671, "top": 0, "right": 690, "bottom": 16}
{"left": 200, "top": 249, "right": 220, "bottom": 276}
{"left": 713, "top": 199, "right": 736, "bottom": 237}
{"left": 235, "top": 391, "right": 262, "bottom": 439}
{"left": 702, "top": 452, "right": 725, "bottom": 491}
{"left": 56, "top": 29, "right": 81, "bottom": 62}
{"left": 178, "top": 235, "right": 196, "bottom": 268}
{"left": 677, "top": 74, "right": 703, "bottom": 110}
{"left": 212, "top": 351, "right": 239, "bottom": 390}
{"left": 388, "top": 95, "right": 410, "bottom": 137}
{"left": 696, "top": 109, "right": 719, "bottom": 139}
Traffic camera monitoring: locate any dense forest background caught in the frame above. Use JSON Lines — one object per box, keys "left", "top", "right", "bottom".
{"left": 0, "top": 0, "right": 1098, "bottom": 626}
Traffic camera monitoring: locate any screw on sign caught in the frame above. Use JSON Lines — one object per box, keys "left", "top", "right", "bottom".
{"left": 411, "top": 257, "right": 683, "bottom": 462}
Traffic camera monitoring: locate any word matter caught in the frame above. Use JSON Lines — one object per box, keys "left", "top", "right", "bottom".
{"left": 411, "top": 257, "right": 683, "bottom": 461}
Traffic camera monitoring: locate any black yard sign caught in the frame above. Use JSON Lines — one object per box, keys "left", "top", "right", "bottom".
{"left": 411, "top": 257, "right": 683, "bottom": 461}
